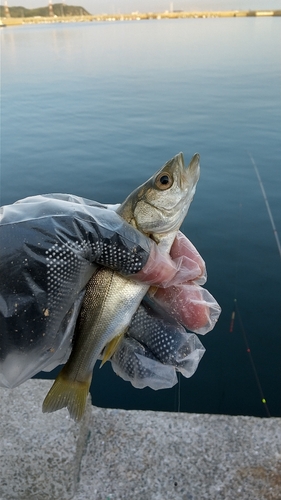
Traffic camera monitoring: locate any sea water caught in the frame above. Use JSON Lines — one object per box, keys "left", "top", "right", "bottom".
{"left": 1, "top": 17, "right": 280, "bottom": 416}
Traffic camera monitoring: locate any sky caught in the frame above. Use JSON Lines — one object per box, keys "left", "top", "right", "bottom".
{"left": 5, "top": 0, "right": 281, "bottom": 14}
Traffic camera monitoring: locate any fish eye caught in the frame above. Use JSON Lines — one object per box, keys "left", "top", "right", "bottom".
{"left": 155, "top": 172, "right": 173, "bottom": 190}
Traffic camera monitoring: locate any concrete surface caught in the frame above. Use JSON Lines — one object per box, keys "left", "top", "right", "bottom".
{"left": 0, "top": 380, "right": 280, "bottom": 500}
{"left": 0, "top": 380, "right": 91, "bottom": 500}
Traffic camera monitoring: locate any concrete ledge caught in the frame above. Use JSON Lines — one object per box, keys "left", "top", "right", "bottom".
{"left": 1, "top": 380, "right": 280, "bottom": 500}
{"left": 77, "top": 410, "right": 281, "bottom": 500}
{"left": 0, "top": 380, "right": 91, "bottom": 500}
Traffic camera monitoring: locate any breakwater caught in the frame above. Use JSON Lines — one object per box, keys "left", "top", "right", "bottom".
{"left": 2, "top": 10, "right": 281, "bottom": 26}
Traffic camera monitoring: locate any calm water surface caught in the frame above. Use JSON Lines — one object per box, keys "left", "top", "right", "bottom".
{"left": 1, "top": 18, "right": 280, "bottom": 416}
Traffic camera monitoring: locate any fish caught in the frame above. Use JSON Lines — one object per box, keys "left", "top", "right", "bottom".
{"left": 42, "top": 152, "right": 200, "bottom": 421}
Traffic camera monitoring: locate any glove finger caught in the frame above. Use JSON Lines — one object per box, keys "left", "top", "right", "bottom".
{"left": 111, "top": 336, "right": 178, "bottom": 390}
{"left": 170, "top": 232, "right": 207, "bottom": 285}
{"left": 128, "top": 301, "right": 206, "bottom": 374}
{"left": 131, "top": 241, "right": 202, "bottom": 287}
{"left": 152, "top": 284, "right": 221, "bottom": 334}
{"left": 111, "top": 302, "right": 206, "bottom": 388}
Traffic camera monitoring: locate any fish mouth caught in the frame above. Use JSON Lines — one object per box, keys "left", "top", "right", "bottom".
{"left": 179, "top": 152, "right": 200, "bottom": 190}
{"left": 161, "top": 152, "right": 200, "bottom": 191}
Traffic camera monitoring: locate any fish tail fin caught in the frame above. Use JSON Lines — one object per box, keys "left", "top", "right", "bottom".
{"left": 100, "top": 333, "right": 124, "bottom": 367}
{"left": 42, "top": 369, "right": 92, "bottom": 422}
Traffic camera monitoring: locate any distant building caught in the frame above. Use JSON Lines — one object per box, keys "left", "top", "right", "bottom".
{"left": 49, "top": 0, "right": 54, "bottom": 17}
{"left": 256, "top": 11, "right": 274, "bottom": 16}
{"left": 4, "top": 0, "right": 10, "bottom": 18}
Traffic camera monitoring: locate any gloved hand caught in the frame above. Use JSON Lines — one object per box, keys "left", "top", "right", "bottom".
{"left": 0, "top": 194, "right": 220, "bottom": 389}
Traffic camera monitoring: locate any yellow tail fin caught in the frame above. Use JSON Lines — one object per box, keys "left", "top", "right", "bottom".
{"left": 42, "top": 369, "right": 92, "bottom": 422}
{"left": 100, "top": 333, "right": 124, "bottom": 367}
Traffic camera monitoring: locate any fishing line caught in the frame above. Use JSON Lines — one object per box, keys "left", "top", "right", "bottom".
{"left": 230, "top": 299, "right": 271, "bottom": 418}
{"left": 177, "top": 372, "right": 181, "bottom": 413}
{"left": 229, "top": 165, "right": 243, "bottom": 332}
{"left": 247, "top": 151, "right": 281, "bottom": 262}
{"left": 228, "top": 157, "right": 271, "bottom": 417}
{"left": 173, "top": 372, "right": 181, "bottom": 412}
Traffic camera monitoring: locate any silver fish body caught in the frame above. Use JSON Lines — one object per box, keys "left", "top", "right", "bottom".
{"left": 67, "top": 269, "right": 148, "bottom": 380}
{"left": 42, "top": 152, "right": 200, "bottom": 421}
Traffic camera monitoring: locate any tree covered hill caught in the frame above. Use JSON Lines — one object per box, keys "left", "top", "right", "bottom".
{"left": 0, "top": 3, "right": 90, "bottom": 17}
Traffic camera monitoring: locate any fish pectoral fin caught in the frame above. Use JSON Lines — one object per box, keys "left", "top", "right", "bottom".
{"left": 42, "top": 369, "right": 92, "bottom": 422}
{"left": 100, "top": 333, "right": 125, "bottom": 367}
{"left": 148, "top": 285, "right": 158, "bottom": 297}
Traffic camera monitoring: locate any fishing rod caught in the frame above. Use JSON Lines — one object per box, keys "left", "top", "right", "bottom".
{"left": 228, "top": 153, "right": 280, "bottom": 417}
{"left": 247, "top": 151, "right": 281, "bottom": 262}
{"left": 230, "top": 298, "right": 271, "bottom": 417}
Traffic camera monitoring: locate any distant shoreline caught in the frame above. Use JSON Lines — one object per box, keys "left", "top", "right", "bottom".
{"left": 1, "top": 10, "right": 281, "bottom": 27}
